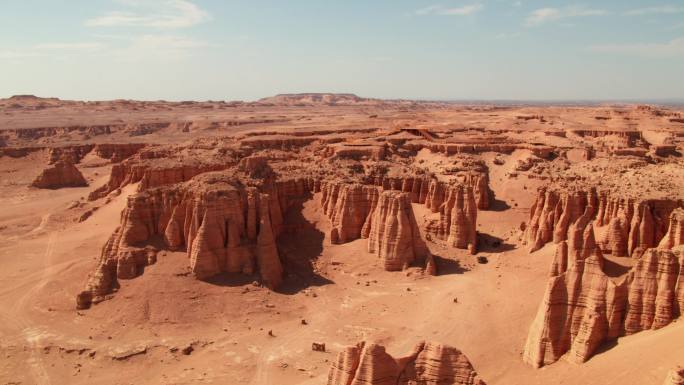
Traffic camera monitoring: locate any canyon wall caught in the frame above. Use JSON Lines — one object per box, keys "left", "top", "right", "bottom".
{"left": 321, "top": 178, "right": 477, "bottom": 272}
{"left": 523, "top": 208, "right": 684, "bottom": 367}
{"left": 364, "top": 173, "right": 491, "bottom": 211}
{"left": 77, "top": 173, "right": 313, "bottom": 309}
{"left": 88, "top": 158, "right": 229, "bottom": 200}
{"left": 349, "top": 177, "right": 478, "bottom": 251}
{"left": 525, "top": 187, "right": 683, "bottom": 257}
{"left": 327, "top": 341, "right": 486, "bottom": 385}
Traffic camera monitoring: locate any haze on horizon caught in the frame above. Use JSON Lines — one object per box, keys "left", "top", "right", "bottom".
{"left": 1, "top": 0, "right": 683, "bottom": 102}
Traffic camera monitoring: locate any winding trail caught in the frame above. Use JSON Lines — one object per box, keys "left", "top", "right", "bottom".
{"left": 4, "top": 233, "right": 57, "bottom": 385}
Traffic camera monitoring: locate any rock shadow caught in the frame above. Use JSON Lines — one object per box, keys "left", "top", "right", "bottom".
{"left": 489, "top": 198, "right": 511, "bottom": 212}
{"left": 276, "top": 197, "right": 334, "bottom": 294}
{"left": 589, "top": 338, "right": 619, "bottom": 360}
{"left": 204, "top": 272, "right": 258, "bottom": 287}
{"left": 477, "top": 233, "right": 516, "bottom": 253}
{"left": 433, "top": 255, "right": 469, "bottom": 275}
{"left": 601, "top": 257, "right": 632, "bottom": 278}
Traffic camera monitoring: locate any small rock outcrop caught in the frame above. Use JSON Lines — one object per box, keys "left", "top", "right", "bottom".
{"left": 31, "top": 160, "right": 88, "bottom": 189}
{"left": 664, "top": 367, "right": 684, "bottom": 385}
{"left": 327, "top": 341, "right": 486, "bottom": 385}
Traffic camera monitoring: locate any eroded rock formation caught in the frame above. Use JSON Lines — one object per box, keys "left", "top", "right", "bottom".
{"left": 88, "top": 150, "right": 231, "bottom": 200}
{"left": 46, "top": 143, "right": 144, "bottom": 164}
{"left": 367, "top": 191, "right": 430, "bottom": 271}
{"left": 31, "top": 160, "right": 88, "bottom": 189}
{"left": 321, "top": 177, "right": 476, "bottom": 271}
{"left": 327, "top": 341, "right": 486, "bottom": 385}
{"left": 361, "top": 176, "right": 478, "bottom": 251}
{"left": 320, "top": 183, "right": 435, "bottom": 271}
{"left": 321, "top": 183, "right": 379, "bottom": 244}
{"left": 525, "top": 187, "right": 683, "bottom": 257}
{"left": 524, "top": 242, "right": 684, "bottom": 367}
{"left": 79, "top": 148, "right": 482, "bottom": 308}
{"left": 77, "top": 172, "right": 312, "bottom": 308}
{"left": 660, "top": 209, "right": 684, "bottom": 249}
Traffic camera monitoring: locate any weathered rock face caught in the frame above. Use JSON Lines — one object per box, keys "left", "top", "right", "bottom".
{"left": 356, "top": 176, "right": 478, "bottom": 252}
{"left": 88, "top": 157, "right": 229, "bottom": 200}
{"left": 523, "top": 251, "right": 626, "bottom": 367}
{"left": 321, "top": 183, "right": 433, "bottom": 271}
{"left": 664, "top": 367, "right": 684, "bottom": 385}
{"left": 462, "top": 173, "right": 491, "bottom": 210}
{"left": 365, "top": 173, "right": 491, "bottom": 211}
{"left": 77, "top": 173, "right": 312, "bottom": 308}
{"left": 94, "top": 143, "right": 146, "bottom": 163}
{"left": 525, "top": 187, "right": 683, "bottom": 257}
{"left": 404, "top": 140, "right": 554, "bottom": 159}
{"left": 523, "top": 244, "right": 684, "bottom": 367}
{"left": 31, "top": 160, "right": 88, "bottom": 189}
{"left": 423, "top": 183, "right": 478, "bottom": 254}
{"left": 327, "top": 341, "right": 486, "bottom": 385}
{"left": 321, "top": 178, "right": 475, "bottom": 270}
{"left": 321, "top": 183, "right": 380, "bottom": 244}
{"left": 47, "top": 145, "right": 93, "bottom": 164}
{"left": 660, "top": 209, "right": 684, "bottom": 249}
{"left": 624, "top": 247, "right": 684, "bottom": 334}
{"left": 367, "top": 191, "right": 430, "bottom": 271}
{"left": 47, "top": 143, "right": 144, "bottom": 164}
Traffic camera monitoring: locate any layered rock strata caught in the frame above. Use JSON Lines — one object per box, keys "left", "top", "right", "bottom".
{"left": 320, "top": 184, "right": 432, "bottom": 271}
{"left": 365, "top": 173, "right": 491, "bottom": 211}
{"left": 321, "top": 178, "right": 477, "bottom": 268}
{"left": 525, "top": 187, "right": 683, "bottom": 257}
{"left": 523, "top": 239, "right": 684, "bottom": 367}
{"left": 327, "top": 341, "right": 486, "bottom": 385}
{"left": 47, "top": 143, "right": 144, "bottom": 164}
{"left": 76, "top": 173, "right": 313, "bottom": 308}
{"left": 88, "top": 158, "right": 229, "bottom": 200}
{"left": 660, "top": 209, "right": 684, "bottom": 249}
{"left": 31, "top": 160, "right": 88, "bottom": 189}
{"left": 367, "top": 191, "right": 430, "bottom": 271}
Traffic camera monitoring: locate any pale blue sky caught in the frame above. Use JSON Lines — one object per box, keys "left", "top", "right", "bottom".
{"left": 1, "top": 0, "right": 683, "bottom": 101}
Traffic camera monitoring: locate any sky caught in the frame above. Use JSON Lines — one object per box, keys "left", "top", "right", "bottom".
{"left": 0, "top": 0, "right": 683, "bottom": 101}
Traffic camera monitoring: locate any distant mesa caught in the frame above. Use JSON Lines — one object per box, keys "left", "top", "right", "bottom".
{"left": 257, "top": 93, "right": 379, "bottom": 106}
